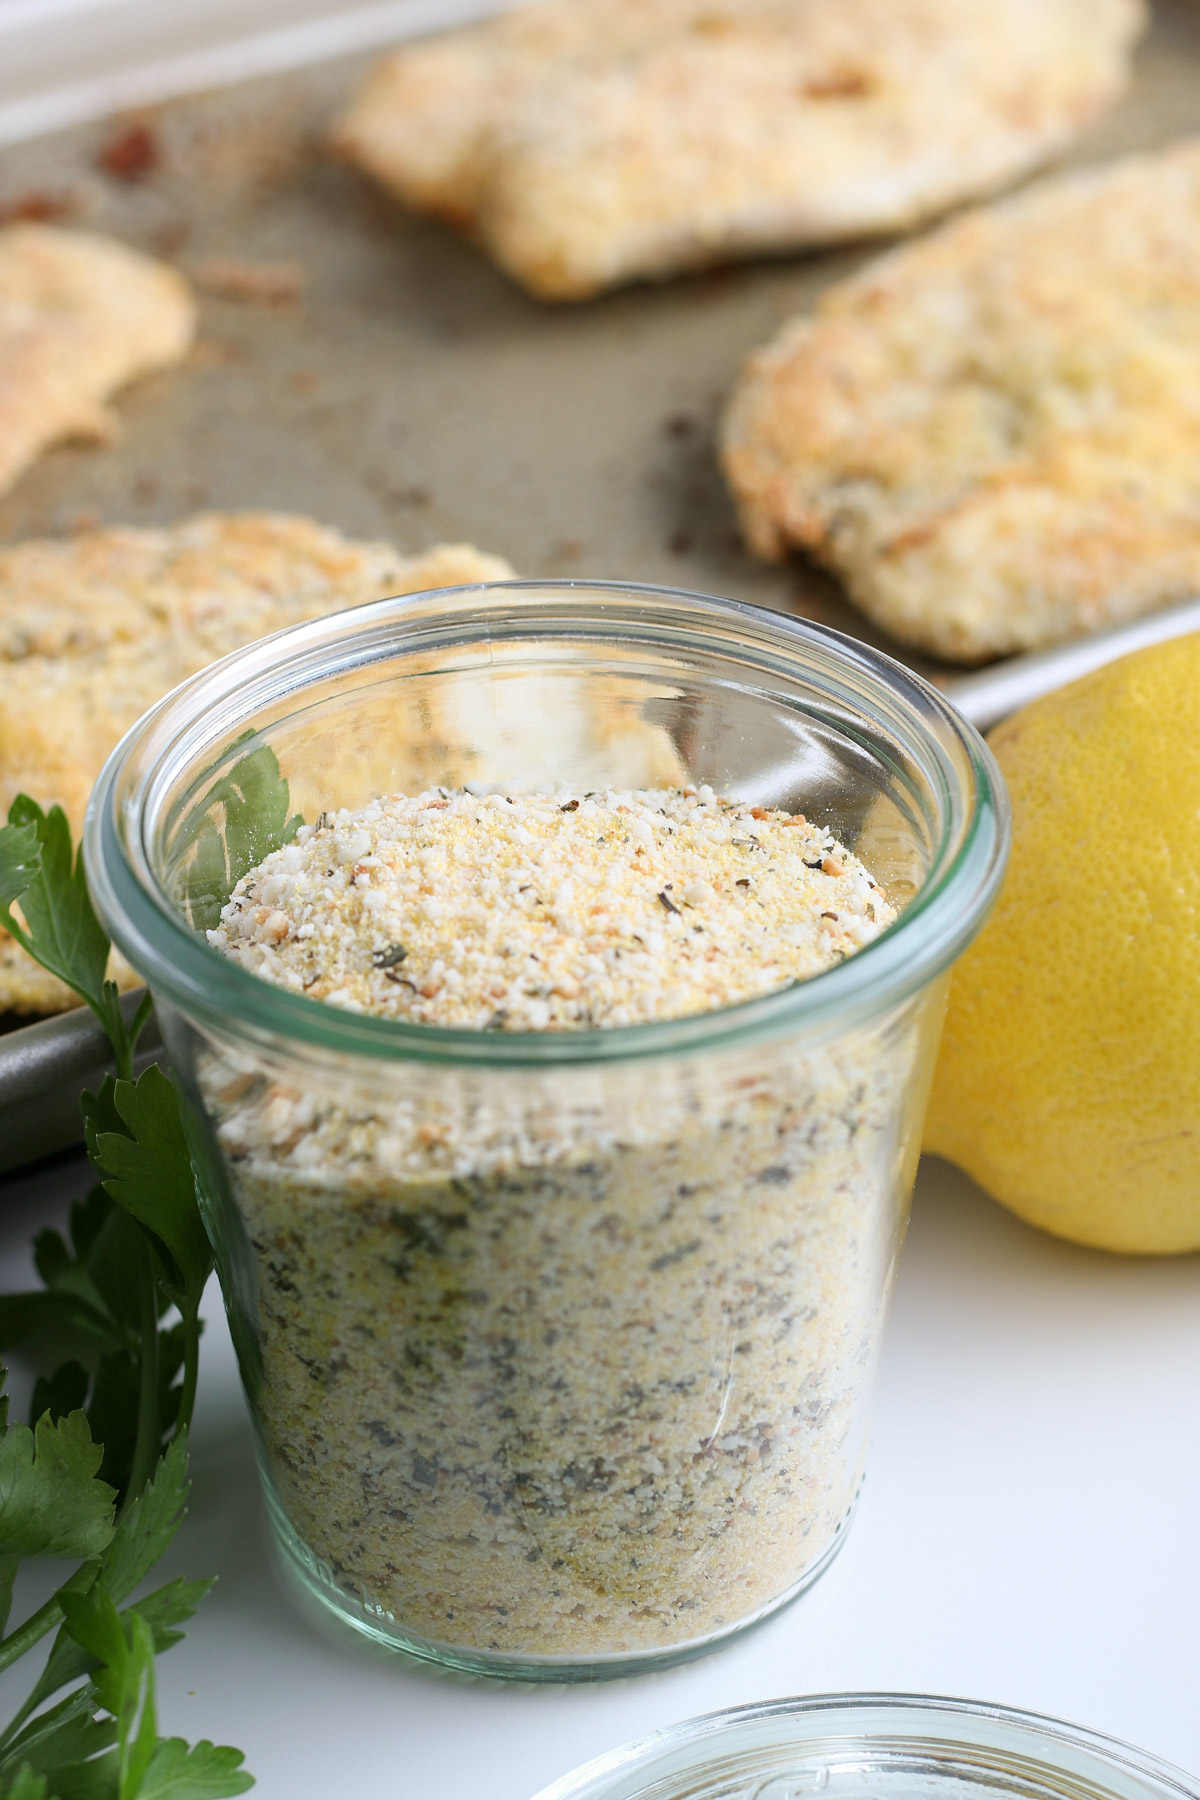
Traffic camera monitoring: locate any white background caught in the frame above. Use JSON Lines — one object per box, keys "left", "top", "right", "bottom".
{"left": 2, "top": 1151, "right": 1198, "bottom": 1800}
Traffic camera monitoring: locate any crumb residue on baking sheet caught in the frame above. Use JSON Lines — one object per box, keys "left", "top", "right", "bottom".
{"left": 195, "top": 256, "right": 308, "bottom": 305}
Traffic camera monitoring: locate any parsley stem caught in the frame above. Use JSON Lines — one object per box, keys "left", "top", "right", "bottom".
{"left": 175, "top": 1308, "right": 202, "bottom": 1442}
{"left": 121, "top": 1245, "right": 162, "bottom": 1515}
{"left": 0, "top": 1563, "right": 96, "bottom": 1683}
{"left": 103, "top": 998, "right": 134, "bottom": 1085}
{"left": 128, "top": 989, "right": 155, "bottom": 1066}
{"left": 112, "top": 1030, "right": 133, "bottom": 1085}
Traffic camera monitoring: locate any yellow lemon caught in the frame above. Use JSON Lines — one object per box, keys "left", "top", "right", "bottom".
{"left": 924, "top": 633, "right": 1200, "bottom": 1254}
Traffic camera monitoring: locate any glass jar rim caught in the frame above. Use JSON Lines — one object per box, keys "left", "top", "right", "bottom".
{"left": 529, "top": 1692, "right": 1199, "bottom": 1800}
{"left": 85, "top": 579, "right": 1009, "bottom": 1067}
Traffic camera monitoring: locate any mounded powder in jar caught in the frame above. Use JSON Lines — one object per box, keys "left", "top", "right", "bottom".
{"left": 205, "top": 787, "right": 908, "bottom": 1660}
{"left": 209, "top": 785, "right": 893, "bottom": 1028}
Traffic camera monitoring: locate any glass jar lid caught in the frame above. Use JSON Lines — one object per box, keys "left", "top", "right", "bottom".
{"left": 531, "top": 1695, "right": 1198, "bottom": 1800}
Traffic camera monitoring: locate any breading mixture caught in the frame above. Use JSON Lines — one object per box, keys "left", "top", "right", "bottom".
{"left": 334, "top": 0, "right": 1142, "bottom": 300}
{"left": 0, "top": 514, "right": 513, "bottom": 1013}
{"left": 723, "top": 139, "right": 1200, "bottom": 663}
{"left": 0, "top": 224, "right": 195, "bottom": 496}
{"left": 205, "top": 788, "right": 910, "bottom": 1660}
{"left": 211, "top": 788, "right": 895, "bottom": 1029}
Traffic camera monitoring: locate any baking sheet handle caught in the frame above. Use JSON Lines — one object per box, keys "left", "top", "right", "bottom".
{"left": 944, "top": 595, "right": 1200, "bottom": 730}
{"left": 0, "top": 988, "right": 161, "bottom": 1175}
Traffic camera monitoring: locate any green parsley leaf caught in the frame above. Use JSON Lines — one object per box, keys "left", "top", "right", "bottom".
{"left": 62, "top": 1189, "right": 115, "bottom": 1267}
{"left": 0, "top": 1686, "right": 116, "bottom": 1794}
{"left": 171, "top": 740, "right": 301, "bottom": 935}
{"left": 67, "top": 1186, "right": 161, "bottom": 1343}
{"left": 54, "top": 1589, "right": 253, "bottom": 1800}
{"left": 1, "top": 1763, "right": 51, "bottom": 1799}
{"left": 0, "top": 1412, "right": 115, "bottom": 1564}
{"left": 0, "top": 1186, "right": 155, "bottom": 1362}
{"left": 84, "top": 1072, "right": 210, "bottom": 1318}
{"left": 0, "top": 1191, "right": 191, "bottom": 1501}
{"left": 0, "top": 801, "right": 251, "bottom": 1799}
{"left": 28, "top": 1443, "right": 201, "bottom": 1722}
{"left": 78, "top": 1084, "right": 124, "bottom": 1162}
{"left": 119, "top": 1582, "right": 211, "bottom": 1660}
{"left": 99, "top": 1440, "right": 189, "bottom": 1608}
{"left": 0, "top": 1559, "right": 16, "bottom": 1641}
{"left": 28, "top": 1578, "right": 210, "bottom": 1723}
{"left": 134, "top": 1739, "right": 253, "bottom": 1800}
{"left": 56, "top": 1146, "right": 174, "bottom": 1500}
{"left": 0, "top": 801, "right": 151, "bottom": 1079}
{"left": 0, "top": 1383, "right": 15, "bottom": 1630}
{"left": 0, "top": 803, "right": 112, "bottom": 1028}
{"left": 29, "top": 1368, "right": 90, "bottom": 1430}
{"left": 0, "top": 821, "right": 40, "bottom": 919}
{"left": 28, "top": 1190, "right": 125, "bottom": 1327}
{"left": 57, "top": 1593, "right": 158, "bottom": 1800}
{"left": 75, "top": 1358, "right": 141, "bottom": 1507}
{"left": 31, "top": 1232, "right": 72, "bottom": 1289}
{"left": 0, "top": 1295, "right": 116, "bottom": 1362}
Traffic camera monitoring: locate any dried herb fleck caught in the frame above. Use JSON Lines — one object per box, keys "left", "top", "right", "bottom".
{"left": 372, "top": 943, "right": 409, "bottom": 969}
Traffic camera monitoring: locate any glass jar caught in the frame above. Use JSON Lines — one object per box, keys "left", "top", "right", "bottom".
{"left": 85, "top": 581, "right": 1008, "bottom": 1681}
{"left": 530, "top": 1693, "right": 1200, "bottom": 1800}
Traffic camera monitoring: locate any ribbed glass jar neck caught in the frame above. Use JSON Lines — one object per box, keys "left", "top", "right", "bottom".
{"left": 85, "top": 580, "right": 1008, "bottom": 1068}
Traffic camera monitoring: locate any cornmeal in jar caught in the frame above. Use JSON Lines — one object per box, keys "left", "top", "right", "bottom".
{"left": 205, "top": 788, "right": 903, "bottom": 1657}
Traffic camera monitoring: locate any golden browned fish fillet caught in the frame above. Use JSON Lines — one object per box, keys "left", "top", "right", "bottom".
{"left": 723, "top": 139, "right": 1200, "bottom": 663}
{"left": 334, "top": 0, "right": 1144, "bottom": 301}
{"left": 0, "top": 225, "right": 196, "bottom": 497}
{"left": 0, "top": 514, "right": 514, "bottom": 1013}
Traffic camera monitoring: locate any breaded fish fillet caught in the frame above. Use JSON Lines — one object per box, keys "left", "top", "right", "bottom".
{"left": 0, "top": 514, "right": 513, "bottom": 1013}
{"left": 334, "top": 0, "right": 1143, "bottom": 301}
{"left": 0, "top": 225, "right": 195, "bottom": 497}
{"left": 722, "top": 139, "right": 1200, "bottom": 664}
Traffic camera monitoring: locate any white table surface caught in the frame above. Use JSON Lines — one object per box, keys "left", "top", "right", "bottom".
{"left": 2, "top": 1150, "right": 1198, "bottom": 1800}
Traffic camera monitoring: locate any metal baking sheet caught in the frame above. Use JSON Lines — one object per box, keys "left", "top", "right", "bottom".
{"left": 3, "top": 2, "right": 1199, "bottom": 645}
{"left": 3, "top": 0, "right": 1200, "bottom": 1163}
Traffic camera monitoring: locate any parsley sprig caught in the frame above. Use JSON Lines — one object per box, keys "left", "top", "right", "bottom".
{"left": 0, "top": 802, "right": 150, "bottom": 1085}
{"left": 0, "top": 789, "right": 265, "bottom": 1800}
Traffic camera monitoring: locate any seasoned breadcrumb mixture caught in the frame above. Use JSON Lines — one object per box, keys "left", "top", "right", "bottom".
{"left": 205, "top": 786, "right": 912, "bottom": 1660}
{"left": 209, "top": 786, "right": 895, "bottom": 1029}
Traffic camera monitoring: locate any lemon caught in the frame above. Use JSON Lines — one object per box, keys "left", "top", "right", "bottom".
{"left": 924, "top": 633, "right": 1200, "bottom": 1255}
